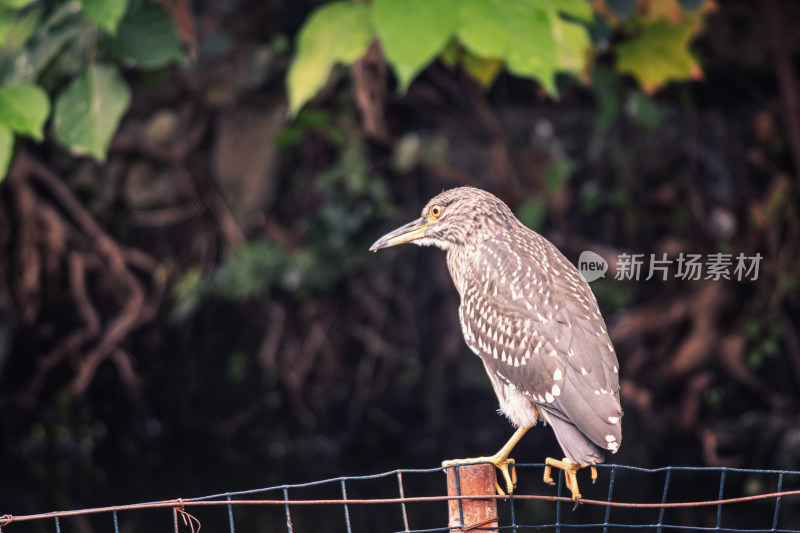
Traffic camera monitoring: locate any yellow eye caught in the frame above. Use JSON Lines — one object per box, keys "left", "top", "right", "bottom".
{"left": 430, "top": 205, "right": 444, "bottom": 218}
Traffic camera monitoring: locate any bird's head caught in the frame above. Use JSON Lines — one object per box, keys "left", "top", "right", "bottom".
{"left": 370, "top": 187, "right": 519, "bottom": 252}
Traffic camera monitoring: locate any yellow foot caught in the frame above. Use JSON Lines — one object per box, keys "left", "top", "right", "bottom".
{"left": 442, "top": 455, "right": 518, "bottom": 495}
{"left": 543, "top": 458, "right": 597, "bottom": 501}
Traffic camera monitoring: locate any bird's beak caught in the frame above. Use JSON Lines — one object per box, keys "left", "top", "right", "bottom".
{"left": 369, "top": 217, "right": 431, "bottom": 251}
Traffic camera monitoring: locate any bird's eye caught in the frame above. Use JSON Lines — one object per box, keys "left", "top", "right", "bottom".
{"left": 430, "top": 205, "right": 444, "bottom": 218}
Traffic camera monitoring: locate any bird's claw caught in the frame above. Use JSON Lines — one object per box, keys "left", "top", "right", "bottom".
{"left": 543, "top": 465, "right": 555, "bottom": 485}
{"left": 544, "top": 458, "right": 597, "bottom": 502}
{"left": 496, "top": 458, "right": 516, "bottom": 495}
{"left": 442, "top": 456, "right": 517, "bottom": 495}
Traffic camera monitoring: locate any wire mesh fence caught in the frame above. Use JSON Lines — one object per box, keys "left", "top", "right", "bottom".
{"left": 2, "top": 463, "right": 799, "bottom": 533}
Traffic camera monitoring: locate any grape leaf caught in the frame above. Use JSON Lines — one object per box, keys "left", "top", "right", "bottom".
{"left": 0, "top": 84, "right": 50, "bottom": 141}
{"left": 517, "top": 198, "right": 546, "bottom": 231}
{"left": 287, "top": 2, "right": 373, "bottom": 115}
{"left": 0, "top": 122, "right": 14, "bottom": 184}
{"left": 3, "top": 0, "right": 37, "bottom": 9}
{"left": 592, "top": 65, "right": 621, "bottom": 131}
{"left": 551, "top": 0, "right": 594, "bottom": 22}
{"left": 54, "top": 63, "right": 131, "bottom": 160}
{"left": 616, "top": 20, "right": 700, "bottom": 93}
{"left": 1, "top": 2, "right": 83, "bottom": 86}
{"left": 80, "top": 0, "right": 129, "bottom": 34}
{"left": 458, "top": 0, "right": 556, "bottom": 94}
{"left": 373, "top": 0, "right": 457, "bottom": 91}
{"left": 638, "top": 0, "right": 684, "bottom": 23}
{"left": 0, "top": 5, "right": 42, "bottom": 49}
{"left": 458, "top": 0, "right": 591, "bottom": 95}
{"left": 546, "top": 159, "right": 577, "bottom": 194}
{"left": 110, "top": 0, "right": 183, "bottom": 69}
{"left": 439, "top": 39, "right": 460, "bottom": 70}
{"left": 552, "top": 10, "right": 590, "bottom": 77}
{"left": 462, "top": 51, "right": 502, "bottom": 89}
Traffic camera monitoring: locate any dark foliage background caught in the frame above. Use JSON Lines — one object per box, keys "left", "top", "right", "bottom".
{"left": 1, "top": 0, "right": 799, "bottom": 530}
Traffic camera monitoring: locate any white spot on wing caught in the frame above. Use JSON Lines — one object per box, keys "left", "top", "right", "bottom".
{"left": 545, "top": 392, "right": 554, "bottom": 403}
{"left": 553, "top": 369, "right": 563, "bottom": 381}
{"left": 552, "top": 384, "right": 561, "bottom": 397}
{"left": 605, "top": 434, "right": 617, "bottom": 442}
{"left": 608, "top": 416, "right": 620, "bottom": 424}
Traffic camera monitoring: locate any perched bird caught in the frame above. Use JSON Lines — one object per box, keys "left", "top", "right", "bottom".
{"left": 370, "top": 187, "right": 622, "bottom": 500}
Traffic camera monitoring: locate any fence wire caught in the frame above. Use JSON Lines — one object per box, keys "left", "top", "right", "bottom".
{"left": 2, "top": 464, "right": 800, "bottom": 533}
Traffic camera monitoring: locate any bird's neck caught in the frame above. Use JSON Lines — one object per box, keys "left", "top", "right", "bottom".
{"left": 445, "top": 245, "right": 475, "bottom": 296}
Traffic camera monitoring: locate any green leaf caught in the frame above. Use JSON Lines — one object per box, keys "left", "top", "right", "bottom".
{"left": 517, "top": 198, "right": 546, "bottom": 230}
{"left": 2, "top": 0, "right": 37, "bottom": 9}
{"left": 458, "top": 0, "right": 590, "bottom": 95}
{"left": 0, "top": 12, "right": 10, "bottom": 48}
{"left": 616, "top": 20, "right": 700, "bottom": 93}
{"left": 0, "top": 2, "right": 84, "bottom": 86}
{"left": 551, "top": 0, "right": 593, "bottom": 22}
{"left": 462, "top": 51, "right": 502, "bottom": 89}
{"left": 545, "top": 159, "right": 577, "bottom": 194}
{"left": 80, "top": 0, "right": 129, "bottom": 34}
{"left": 578, "top": 180, "right": 601, "bottom": 214}
{"left": 286, "top": 2, "right": 373, "bottom": 115}
{"left": 638, "top": 0, "right": 684, "bottom": 24}
{"left": 592, "top": 65, "right": 621, "bottom": 130}
{"left": 459, "top": 0, "right": 556, "bottom": 94}
{"left": 457, "top": 0, "right": 508, "bottom": 59}
{"left": 54, "top": 63, "right": 131, "bottom": 160}
{"left": 626, "top": 90, "right": 664, "bottom": 130}
{"left": 110, "top": 0, "right": 183, "bottom": 69}
{"left": 373, "top": 0, "right": 457, "bottom": 91}
{"left": 551, "top": 9, "right": 591, "bottom": 77}
{"left": 439, "top": 39, "right": 460, "bottom": 70}
{"left": 0, "top": 84, "right": 50, "bottom": 141}
{"left": 0, "top": 5, "right": 42, "bottom": 49}
{"left": 0, "top": 122, "right": 14, "bottom": 183}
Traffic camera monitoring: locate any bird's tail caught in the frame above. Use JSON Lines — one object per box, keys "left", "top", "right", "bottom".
{"left": 544, "top": 413, "right": 606, "bottom": 465}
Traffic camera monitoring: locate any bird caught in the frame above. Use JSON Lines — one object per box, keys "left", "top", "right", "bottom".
{"left": 369, "top": 186, "right": 622, "bottom": 500}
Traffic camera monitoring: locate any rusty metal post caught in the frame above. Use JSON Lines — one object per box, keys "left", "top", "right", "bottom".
{"left": 444, "top": 464, "right": 499, "bottom": 532}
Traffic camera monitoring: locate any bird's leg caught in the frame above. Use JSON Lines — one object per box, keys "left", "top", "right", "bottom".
{"left": 442, "top": 425, "right": 530, "bottom": 495}
{"left": 543, "top": 458, "right": 597, "bottom": 501}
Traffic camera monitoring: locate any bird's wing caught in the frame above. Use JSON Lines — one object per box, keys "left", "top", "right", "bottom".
{"left": 458, "top": 235, "right": 622, "bottom": 453}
